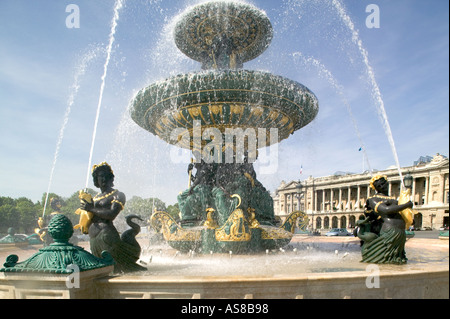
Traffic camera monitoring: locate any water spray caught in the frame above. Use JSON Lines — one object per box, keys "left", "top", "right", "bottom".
{"left": 292, "top": 52, "right": 373, "bottom": 174}
{"left": 42, "top": 49, "right": 99, "bottom": 218}
{"left": 332, "top": 0, "right": 404, "bottom": 187}
{"left": 84, "top": 0, "right": 125, "bottom": 190}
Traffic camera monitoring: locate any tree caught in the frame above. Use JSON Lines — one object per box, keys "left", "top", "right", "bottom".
{"left": 123, "top": 196, "right": 167, "bottom": 218}
{"left": 0, "top": 196, "right": 40, "bottom": 233}
{"left": 115, "top": 196, "right": 167, "bottom": 233}
{"left": 167, "top": 203, "right": 181, "bottom": 221}
{"left": 15, "top": 197, "right": 40, "bottom": 233}
{"left": 0, "top": 191, "right": 176, "bottom": 235}
{"left": 0, "top": 201, "right": 18, "bottom": 233}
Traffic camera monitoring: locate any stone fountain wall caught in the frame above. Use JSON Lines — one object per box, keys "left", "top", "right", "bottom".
{"left": 1, "top": 264, "right": 447, "bottom": 299}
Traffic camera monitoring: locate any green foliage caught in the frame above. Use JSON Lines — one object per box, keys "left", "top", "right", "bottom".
{"left": 122, "top": 196, "right": 166, "bottom": 219}
{"left": 166, "top": 203, "right": 181, "bottom": 221}
{"left": 0, "top": 196, "right": 41, "bottom": 233}
{"left": 1, "top": 192, "right": 175, "bottom": 235}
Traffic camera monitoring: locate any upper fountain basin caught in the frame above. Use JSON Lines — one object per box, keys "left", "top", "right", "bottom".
{"left": 174, "top": 1, "right": 273, "bottom": 68}
{"left": 130, "top": 69, "right": 319, "bottom": 150}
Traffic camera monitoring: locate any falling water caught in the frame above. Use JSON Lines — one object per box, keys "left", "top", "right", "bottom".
{"left": 42, "top": 49, "right": 99, "bottom": 217}
{"left": 292, "top": 52, "right": 373, "bottom": 174}
{"left": 84, "top": 0, "right": 125, "bottom": 189}
{"left": 332, "top": 0, "right": 404, "bottom": 186}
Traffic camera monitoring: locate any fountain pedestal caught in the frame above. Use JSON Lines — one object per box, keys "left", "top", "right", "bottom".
{"left": 151, "top": 209, "right": 307, "bottom": 253}
{"left": 0, "top": 267, "right": 113, "bottom": 299}
{"left": 0, "top": 214, "right": 114, "bottom": 299}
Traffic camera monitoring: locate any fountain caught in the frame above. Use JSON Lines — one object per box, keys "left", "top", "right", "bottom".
{"left": 131, "top": 1, "right": 316, "bottom": 254}
{"left": 0, "top": 0, "right": 448, "bottom": 300}
{"left": 0, "top": 228, "right": 28, "bottom": 249}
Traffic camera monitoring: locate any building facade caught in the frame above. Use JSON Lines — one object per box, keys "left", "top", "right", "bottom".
{"left": 273, "top": 154, "right": 449, "bottom": 230}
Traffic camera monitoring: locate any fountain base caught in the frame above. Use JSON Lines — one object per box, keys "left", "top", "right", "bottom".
{"left": 150, "top": 210, "right": 306, "bottom": 254}
{"left": 1, "top": 237, "right": 447, "bottom": 299}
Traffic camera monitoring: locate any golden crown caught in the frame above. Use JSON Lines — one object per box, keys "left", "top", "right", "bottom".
{"left": 92, "top": 162, "right": 114, "bottom": 174}
{"left": 369, "top": 174, "right": 388, "bottom": 190}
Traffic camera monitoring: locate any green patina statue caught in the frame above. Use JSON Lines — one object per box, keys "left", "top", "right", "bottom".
{"left": 0, "top": 228, "right": 27, "bottom": 245}
{"left": 178, "top": 151, "right": 276, "bottom": 229}
{"left": 164, "top": 150, "right": 300, "bottom": 253}
{"left": 79, "top": 162, "right": 146, "bottom": 273}
{"left": 356, "top": 175, "right": 414, "bottom": 264}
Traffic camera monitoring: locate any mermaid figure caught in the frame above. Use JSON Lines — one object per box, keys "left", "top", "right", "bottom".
{"left": 80, "top": 162, "right": 146, "bottom": 273}
{"left": 357, "top": 175, "right": 414, "bottom": 264}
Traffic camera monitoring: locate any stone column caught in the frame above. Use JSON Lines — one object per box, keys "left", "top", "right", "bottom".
{"left": 356, "top": 186, "right": 361, "bottom": 210}
{"left": 322, "top": 190, "right": 326, "bottom": 212}
{"left": 314, "top": 190, "right": 318, "bottom": 214}
{"left": 330, "top": 188, "right": 334, "bottom": 211}
{"left": 424, "top": 176, "right": 430, "bottom": 205}
{"left": 339, "top": 188, "right": 342, "bottom": 211}
{"left": 347, "top": 186, "right": 351, "bottom": 211}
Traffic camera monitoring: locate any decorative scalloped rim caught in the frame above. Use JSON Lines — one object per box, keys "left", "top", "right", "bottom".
{"left": 131, "top": 70, "right": 319, "bottom": 148}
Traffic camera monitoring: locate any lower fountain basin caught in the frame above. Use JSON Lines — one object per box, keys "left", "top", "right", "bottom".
{"left": 93, "top": 237, "right": 448, "bottom": 299}
{"left": 1, "top": 237, "right": 448, "bottom": 299}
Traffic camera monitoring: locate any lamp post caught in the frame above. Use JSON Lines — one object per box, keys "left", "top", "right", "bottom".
{"left": 295, "top": 182, "right": 303, "bottom": 210}
{"left": 296, "top": 181, "right": 309, "bottom": 230}
{"left": 403, "top": 173, "right": 413, "bottom": 189}
{"left": 403, "top": 172, "right": 414, "bottom": 204}
{"left": 402, "top": 172, "right": 417, "bottom": 231}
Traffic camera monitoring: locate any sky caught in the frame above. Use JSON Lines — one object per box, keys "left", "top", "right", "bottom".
{"left": 0, "top": 0, "right": 448, "bottom": 207}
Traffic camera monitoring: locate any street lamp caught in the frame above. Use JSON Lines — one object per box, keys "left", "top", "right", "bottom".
{"left": 403, "top": 173, "right": 413, "bottom": 189}
{"left": 295, "top": 182, "right": 302, "bottom": 194}
{"left": 295, "top": 182, "right": 303, "bottom": 211}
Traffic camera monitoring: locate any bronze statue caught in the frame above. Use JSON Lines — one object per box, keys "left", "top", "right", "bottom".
{"left": 79, "top": 162, "right": 146, "bottom": 273}
{"left": 356, "top": 175, "right": 414, "bottom": 264}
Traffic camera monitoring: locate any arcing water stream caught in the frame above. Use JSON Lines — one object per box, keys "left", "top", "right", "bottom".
{"left": 43, "top": 0, "right": 125, "bottom": 216}
{"left": 84, "top": 0, "right": 125, "bottom": 190}
{"left": 292, "top": 51, "right": 373, "bottom": 174}
{"left": 331, "top": 0, "right": 404, "bottom": 186}
{"left": 42, "top": 49, "right": 99, "bottom": 216}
